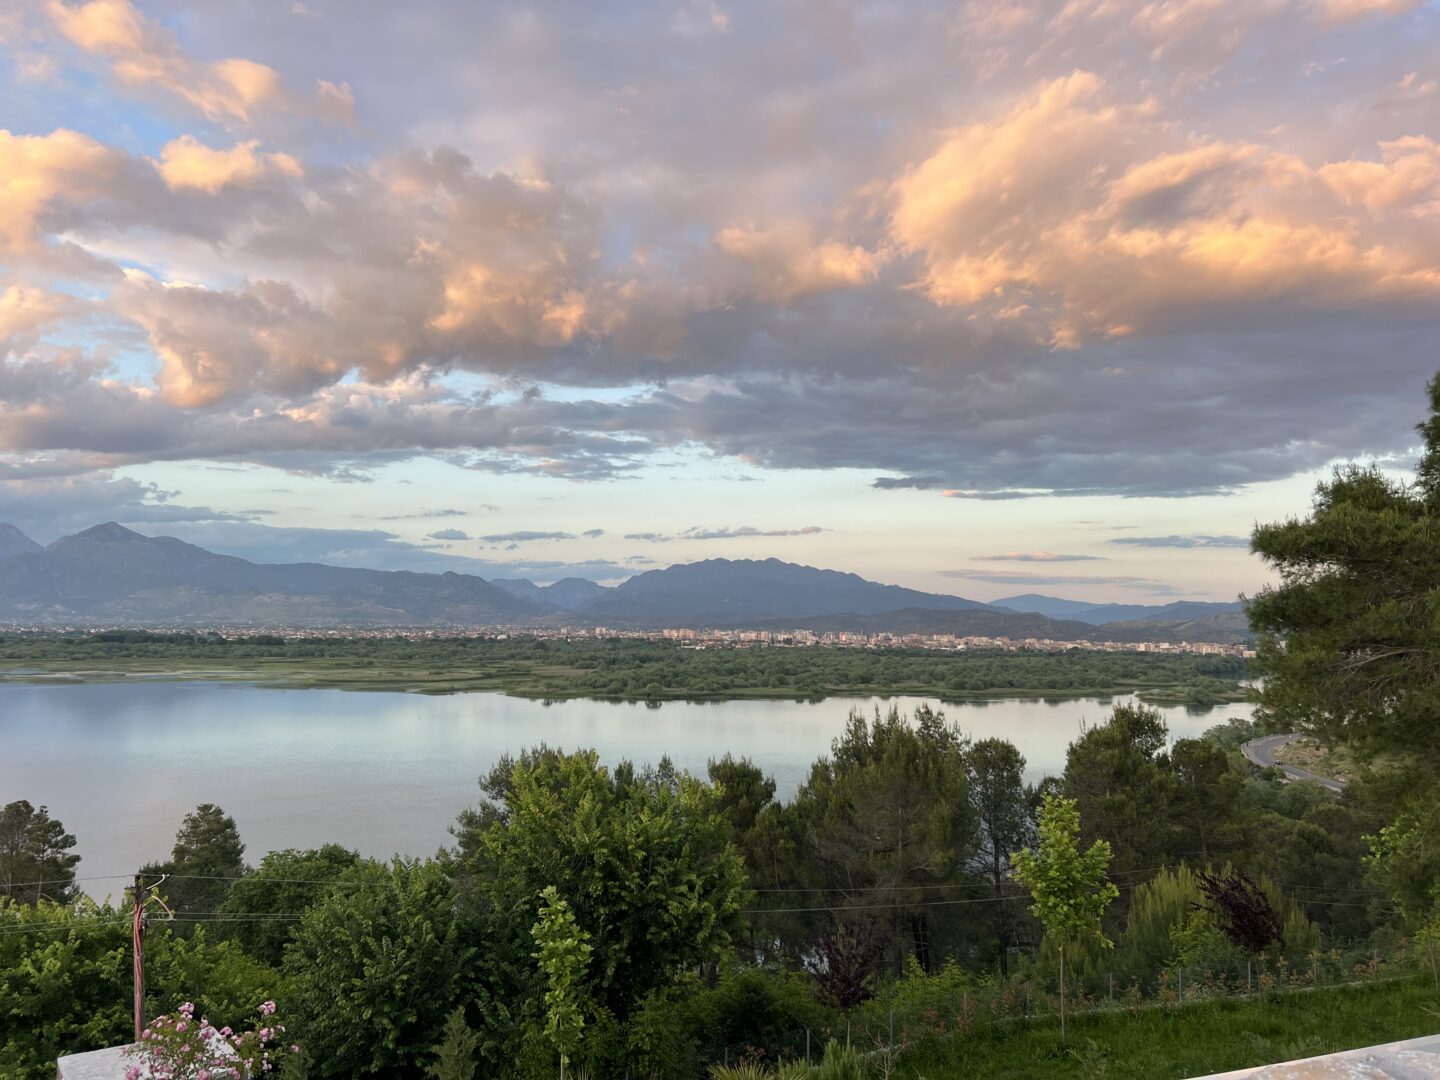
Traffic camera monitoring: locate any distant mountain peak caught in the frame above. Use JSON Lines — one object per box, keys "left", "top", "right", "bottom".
{"left": 0, "top": 523, "right": 42, "bottom": 561}
{"left": 3, "top": 522, "right": 546, "bottom": 626}
{"left": 583, "top": 557, "right": 991, "bottom": 623}
{"left": 67, "top": 522, "right": 149, "bottom": 544}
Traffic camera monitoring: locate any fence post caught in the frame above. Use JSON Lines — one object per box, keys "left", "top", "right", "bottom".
{"left": 1108, "top": 972, "right": 1113, "bottom": 1006}
{"left": 1313, "top": 954, "right": 1318, "bottom": 987}
{"left": 1247, "top": 959, "right": 1252, "bottom": 996}
{"left": 806, "top": 1027, "right": 811, "bottom": 1064}
{"left": 1178, "top": 967, "right": 1183, "bottom": 1006}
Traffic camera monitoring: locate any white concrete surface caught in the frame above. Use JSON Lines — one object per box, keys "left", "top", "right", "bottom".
{"left": 1193, "top": 1033, "right": 1440, "bottom": 1078}
{"left": 55, "top": 1044, "right": 142, "bottom": 1080}
{"left": 57, "top": 1039, "right": 237, "bottom": 1079}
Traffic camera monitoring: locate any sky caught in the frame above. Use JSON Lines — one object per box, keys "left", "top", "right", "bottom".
{"left": 0, "top": 0, "right": 1436, "bottom": 601}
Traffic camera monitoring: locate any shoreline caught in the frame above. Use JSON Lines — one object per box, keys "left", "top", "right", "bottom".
{"left": 0, "top": 662, "right": 1248, "bottom": 708}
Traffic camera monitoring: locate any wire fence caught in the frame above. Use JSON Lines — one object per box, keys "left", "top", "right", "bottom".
{"left": 698, "top": 940, "right": 1440, "bottom": 1072}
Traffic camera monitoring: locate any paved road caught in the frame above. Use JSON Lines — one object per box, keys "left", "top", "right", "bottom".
{"left": 1241, "top": 733, "right": 1345, "bottom": 793}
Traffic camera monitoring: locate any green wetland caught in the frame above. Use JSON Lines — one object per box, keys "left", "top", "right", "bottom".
{"left": 0, "top": 634, "right": 1249, "bottom": 705}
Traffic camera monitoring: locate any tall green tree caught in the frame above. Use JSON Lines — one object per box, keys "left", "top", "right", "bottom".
{"left": 220, "top": 844, "right": 360, "bottom": 965}
{"left": 1011, "top": 793, "right": 1118, "bottom": 1043}
{"left": 285, "top": 858, "right": 469, "bottom": 1077}
{"left": 531, "top": 886, "right": 592, "bottom": 1079}
{"left": 454, "top": 748, "right": 746, "bottom": 1034}
{"left": 1249, "top": 374, "right": 1440, "bottom": 759}
{"left": 965, "top": 739, "right": 1033, "bottom": 973}
{"left": 0, "top": 801, "right": 80, "bottom": 905}
{"left": 1169, "top": 739, "right": 1244, "bottom": 863}
{"left": 1062, "top": 703, "right": 1181, "bottom": 874}
{"left": 143, "top": 803, "right": 248, "bottom": 922}
{"left": 1249, "top": 372, "right": 1440, "bottom": 924}
{"left": 789, "top": 705, "right": 976, "bottom": 971}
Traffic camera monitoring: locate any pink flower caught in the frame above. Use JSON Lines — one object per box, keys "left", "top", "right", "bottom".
{"left": 290, "top": 1045, "right": 300, "bottom": 1054}
{"left": 259, "top": 1000, "right": 277, "bottom": 1016}
{"left": 125, "top": 1068, "right": 142, "bottom": 1080}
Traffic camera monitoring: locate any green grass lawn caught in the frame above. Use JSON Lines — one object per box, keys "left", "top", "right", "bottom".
{"left": 896, "top": 976, "right": 1438, "bottom": 1079}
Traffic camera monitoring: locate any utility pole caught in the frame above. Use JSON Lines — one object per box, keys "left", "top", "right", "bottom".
{"left": 132, "top": 873, "right": 146, "bottom": 1042}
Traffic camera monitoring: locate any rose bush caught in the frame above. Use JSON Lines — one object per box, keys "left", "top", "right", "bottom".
{"left": 124, "top": 1000, "right": 300, "bottom": 1079}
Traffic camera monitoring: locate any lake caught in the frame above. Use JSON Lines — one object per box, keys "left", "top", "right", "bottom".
{"left": 0, "top": 681, "right": 1253, "bottom": 899}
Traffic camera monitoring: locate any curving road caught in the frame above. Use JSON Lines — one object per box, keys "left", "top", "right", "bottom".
{"left": 1241, "top": 734, "right": 1344, "bottom": 793}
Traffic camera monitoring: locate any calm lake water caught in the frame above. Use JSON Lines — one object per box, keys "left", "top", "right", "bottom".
{"left": 0, "top": 681, "right": 1253, "bottom": 899}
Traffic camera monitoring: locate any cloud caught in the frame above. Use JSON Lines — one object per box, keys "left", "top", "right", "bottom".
{"left": 1110, "top": 534, "right": 1252, "bottom": 549}
{"left": 478, "top": 530, "right": 575, "bottom": 543}
{"left": 426, "top": 528, "right": 469, "bottom": 540}
{"left": 624, "top": 525, "right": 826, "bottom": 542}
{"left": 889, "top": 73, "right": 1440, "bottom": 349}
{"left": 2, "top": 0, "right": 1439, "bottom": 505}
{"left": 156, "top": 136, "right": 303, "bottom": 193}
{"left": 380, "top": 508, "right": 471, "bottom": 520}
{"left": 0, "top": 128, "right": 130, "bottom": 252}
{"left": 1310, "top": 0, "right": 1427, "bottom": 24}
{"left": 46, "top": 0, "right": 353, "bottom": 125}
{"left": 0, "top": 472, "right": 253, "bottom": 543}
{"left": 974, "top": 551, "right": 1105, "bottom": 562}
{"left": 684, "top": 525, "right": 826, "bottom": 540}
{"left": 940, "top": 568, "right": 1178, "bottom": 589}
{"left": 581, "top": 528, "right": 604, "bottom": 537}
{"left": 713, "top": 222, "right": 880, "bottom": 301}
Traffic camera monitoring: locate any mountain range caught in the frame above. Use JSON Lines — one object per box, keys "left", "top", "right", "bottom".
{"left": 990, "top": 593, "right": 1244, "bottom": 626}
{"left": 0, "top": 523, "right": 1248, "bottom": 641}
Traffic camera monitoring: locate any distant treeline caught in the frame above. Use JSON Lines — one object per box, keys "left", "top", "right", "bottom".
{"left": 0, "top": 633, "right": 1248, "bottom": 703}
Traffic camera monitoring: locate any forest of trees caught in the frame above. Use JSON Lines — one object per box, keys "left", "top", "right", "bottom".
{"left": 5, "top": 376, "right": 1440, "bottom": 1076}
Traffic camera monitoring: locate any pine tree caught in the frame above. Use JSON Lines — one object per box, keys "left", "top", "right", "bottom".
{"left": 428, "top": 1007, "right": 479, "bottom": 1080}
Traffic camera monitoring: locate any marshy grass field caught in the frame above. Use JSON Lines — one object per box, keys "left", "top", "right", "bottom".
{"left": 0, "top": 634, "right": 1250, "bottom": 704}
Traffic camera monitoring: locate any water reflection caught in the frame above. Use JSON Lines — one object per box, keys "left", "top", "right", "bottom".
{"left": 0, "top": 681, "right": 1252, "bottom": 897}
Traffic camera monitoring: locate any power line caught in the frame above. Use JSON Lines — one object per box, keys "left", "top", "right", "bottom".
{"left": 0, "top": 912, "right": 306, "bottom": 938}
{"left": 743, "top": 893, "right": 1024, "bottom": 915}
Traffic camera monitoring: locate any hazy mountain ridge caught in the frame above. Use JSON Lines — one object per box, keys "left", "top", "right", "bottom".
{"left": 993, "top": 593, "right": 1245, "bottom": 625}
{"left": 0, "top": 523, "right": 543, "bottom": 626}
{"left": 490, "top": 576, "right": 612, "bottom": 612}
{"left": 583, "top": 557, "right": 993, "bottom": 623}
{"left": 0, "top": 524, "right": 1250, "bottom": 641}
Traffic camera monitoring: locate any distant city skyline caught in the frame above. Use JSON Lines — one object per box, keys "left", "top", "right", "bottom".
{"left": 3, "top": 1, "right": 1436, "bottom": 601}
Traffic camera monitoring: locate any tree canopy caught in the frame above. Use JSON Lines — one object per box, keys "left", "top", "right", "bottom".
{"left": 0, "top": 801, "right": 80, "bottom": 906}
